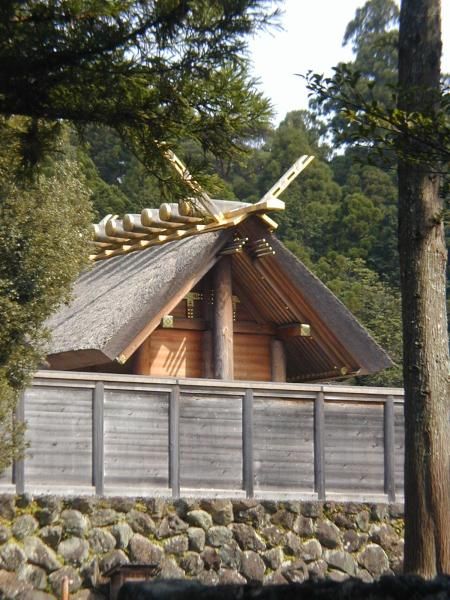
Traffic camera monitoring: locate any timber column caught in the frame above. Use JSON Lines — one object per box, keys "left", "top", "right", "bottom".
{"left": 213, "top": 256, "right": 234, "bottom": 379}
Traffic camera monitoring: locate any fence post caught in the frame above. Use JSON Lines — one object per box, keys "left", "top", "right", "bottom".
{"left": 242, "top": 388, "right": 254, "bottom": 498}
{"left": 169, "top": 385, "right": 180, "bottom": 499}
{"left": 93, "top": 382, "right": 105, "bottom": 495}
{"left": 13, "top": 392, "right": 25, "bottom": 495}
{"left": 384, "top": 395, "right": 396, "bottom": 502}
{"left": 314, "top": 388, "right": 325, "bottom": 500}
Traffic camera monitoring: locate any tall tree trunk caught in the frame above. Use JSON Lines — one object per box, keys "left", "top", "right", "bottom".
{"left": 398, "top": 0, "right": 450, "bottom": 576}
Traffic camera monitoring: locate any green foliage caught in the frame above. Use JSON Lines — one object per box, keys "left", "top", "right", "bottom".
{"left": 0, "top": 0, "right": 278, "bottom": 194}
{"left": 314, "top": 254, "right": 402, "bottom": 386}
{"left": 0, "top": 118, "right": 92, "bottom": 470}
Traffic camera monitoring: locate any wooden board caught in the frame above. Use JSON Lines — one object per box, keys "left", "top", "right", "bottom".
{"left": 24, "top": 386, "right": 92, "bottom": 485}
{"left": 394, "top": 405, "right": 405, "bottom": 495}
{"left": 180, "top": 394, "right": 242, "bottom": 489}
{"left": 254, "top": 398, "right": 314, "bottom": 491}
{"left": 234, "top": 334, "right": 271, "bottom": 381}
{"left": 325, "top": 402, "right": 384, "bottom": 493}
{"left": 135, "top": 329, "right": 203, "bottom": 378}
{"left": 104, "top": 390, "right": 169, "bottom": 487}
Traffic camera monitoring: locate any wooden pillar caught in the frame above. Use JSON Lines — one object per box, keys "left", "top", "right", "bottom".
{"left": 213, "top": 257, "right": 234, "bottom": 380}
{"left": 271, "top": 339, "right": 286, "bottom": 382}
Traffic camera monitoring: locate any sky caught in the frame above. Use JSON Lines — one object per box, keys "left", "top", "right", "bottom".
{"left": 249, "top": 0, "right": 450, "bottom": 124}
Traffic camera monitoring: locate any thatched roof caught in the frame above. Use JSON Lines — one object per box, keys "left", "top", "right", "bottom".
{"left": 47, "top": 213, "right": 391, "bottom": 379}
{"left": 47, "top": 230, "right": 231, "bottom": 369}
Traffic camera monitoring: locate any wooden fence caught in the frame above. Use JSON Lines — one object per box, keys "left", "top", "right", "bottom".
{"left": 1, "top": 371, "right": 405, "bottom": 502}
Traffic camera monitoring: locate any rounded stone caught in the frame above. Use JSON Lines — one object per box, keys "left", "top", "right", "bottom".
{"left": 15, "top": 494, "right": 33, "bottom": 509}
{"left": 262, "top": 547, "right": 284, "bottom": 570}
{"left": 111, "top": 522, "right": 133, "bottom": 550}
{"left": 201, "top": 547, "right": 221, "bottom": 571}
{"left": 88, "top": 528, "right": 116, "bottom": 554}
{"left": 261, "top": 525, "right": 284, "bottom": 547}
{"left": 129, "top": 534, "right": 163, "bottom": 564}
{"left": 201, "top": 500, "right": 234, "bottom": 526}
{"left": 324, "top": 549, "right": 357, "bottom": 576}
{"left": 127, "top": 509, "right": 156, "bottom": 535}
{"left": 231, "top": 523, "right": 266, "bottom": 552}
{"left": 12, "top": 515, "right": 38, "bottom": 540}
{"left": 355, "top": 510, "right": 370, "bottom": 532}
{"left": 308, "top": 559, "right": 327, "bottom": 581}
{"left": 301, "top": 502, "right": 323, "bottom": 518}
{"left": 90, "top": 508, "right": 118, "bottom": 528}
{"left": 271, "top": 510, "right": 296, "bottom": 530}
{"left": 49, "top": 566, "right": 82, "bottom": 595}
{"left": 264, "top": 570, "right": 288, "bottom": 584}
{"left": 23, "top": 536, "right": 62, "bottom": 572}
{"left": 0, "top": 495, "right": 16, "bottom": 520}
{"left": 187, "top": 527, "right": 205, "bottom": 552}
{"left": 180, "top": 552, "right": 204, "bottom": 576}
{"left": 328, "top": 569, "right": 348, "bottom": 582}
{"left": 186, "top": 510, "right": 213, "bottom": 531}
{"left": 17, "top": 563, "right": 47, "bottom": 590}
{"left": 218, "top": 541, "right": 242, "bottom": 570}
{"left": 284, "top": 531, "right": 302, "bottom": 556}
{"left": 198, "top": 570, "right": 219, "bottom": 585}
{"left": 283, "top": 559, "right": 309, "bottom": 583}
{"left": 40, "top": 525, "right": 62, "bottom": 550}
{"left": 240, "top": 550, "right": 265, "bottom": 583}
{"left": 299, "top": 539, "right": 322, "bottom": 562}
{"left": 0, "top": 541, "right": 27, "bottom": 570}
{"left": 357, "top": 543, "right": 390, "bottom": 577}
{"left": 99, "top": 550, "right": 129, "bottom": 574}
{"left": 234, "top": 504, "right": 267, "bottom": 528}
{"left": 369, "top": 523, "right": 400, "bottom": 552}
{"left": 315, "top": 520, "right": 340, "bottom": 549}
{"left": 158, "top": 557, "right": 184, "bottom": 579}
{"left": 0, "top": 524, "right": 11, "bottom": 544}
{"left": 58, "top": 537, "right": 89, "bottom": 566}
{"left": 206, "top": 526, "right": 233, "bottom": 547}
{"left": 163, "top": 534, "right": 188, "bottom": 555}
{"left": 293, "top": 515, "right": 314, "bottom": 536}
{"left": 157, "top": 515, "right": 188, "bottom": 539}
{"left": 60, "top": 510, "right": 88, "bottom": 537}
{"left": 67, "top": 497, "right": 97, "bottom": 515}
{"left": 218, "top": 568, "right": 246, "bottom": 584}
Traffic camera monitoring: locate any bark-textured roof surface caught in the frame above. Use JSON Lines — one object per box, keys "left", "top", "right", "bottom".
{"left": 47, "top": 214, "right": 391, "bottom": 378}
{"left": 47, "top": 230, "right": 230, "bottom": 365}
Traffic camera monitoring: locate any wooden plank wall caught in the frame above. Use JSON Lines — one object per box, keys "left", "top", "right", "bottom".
{"left": 5, "top": 372, "right": 406, "bottom": 501}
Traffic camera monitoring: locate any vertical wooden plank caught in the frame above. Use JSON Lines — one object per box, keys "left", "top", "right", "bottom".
{"left": 314, "top": 389, "right": 325, "bottom": 500}
{"left": 93, "top": 382, "right": 104, "bottom": 495}
{"left": 202, "top": 330, "right": 213, "bottom": 378}
{"left": 13, "top": 392, "right": 25, "bottom": 494}
{"left": 271, "top": 339, "right": 287, "bottom": 382}
{"left": 169, "top": 385, "right": 180, "bottom": 498}
{"left": 384, "top": 395, "right": 396, "bottom": 502}
{"left": 213, "top": 256, "right": 234, "bottom": 380}
{"left": 242, "top": 389, "right": 254, "bottom": 498}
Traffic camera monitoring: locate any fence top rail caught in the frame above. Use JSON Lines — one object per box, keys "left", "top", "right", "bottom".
{"left": 32, "top": 370, "right": 405, "bottom": 399}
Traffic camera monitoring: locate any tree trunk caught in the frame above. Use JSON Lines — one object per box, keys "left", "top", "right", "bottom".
{"left": 398, "top": 0, "right": 450, "bottom": 576}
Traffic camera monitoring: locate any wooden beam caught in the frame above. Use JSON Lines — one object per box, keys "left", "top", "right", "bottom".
{"left": 384, "top": 395, "right": 396, "bottom": 502}
{"left": 242, "top": 388, "right": 254, "bottom": 498}
{"left": 314, "top": 389, "right": 326, "bottom": 500}
{"left": 93, "top": 382, "right": 105, "bottom": 495}
{"left": 213, "top": 256, "right": 234, "bottom": 380}
{"left": 277, "top": 322, "right": 311, "bottom": 339}
{"left": 271, "top": 339, "right": 287, "bottom": 382}
{"left": 118, "top": 252, "right": 222, "bottom": 364}
{"left": 169, "top": 385, "right": 180, "bottom": 498}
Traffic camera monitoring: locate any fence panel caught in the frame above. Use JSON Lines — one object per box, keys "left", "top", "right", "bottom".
{"left": 104, "top": 388, "right": 169, "bottom": 488}
{"left": 24, "top": 384, "right": 92, "bottom": 486}
{"left": 179, "top": 392, "right": 242, "bottom": 490}
{"left": 324, "top": 402, "right": 385, "bottom": 494}
{"left": 254, "top": 397, "right": 314, "bottom": 492}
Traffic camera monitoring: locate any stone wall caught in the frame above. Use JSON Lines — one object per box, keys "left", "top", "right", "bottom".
{"left": 0, "top": 495, "right": 404, "bottom": 599}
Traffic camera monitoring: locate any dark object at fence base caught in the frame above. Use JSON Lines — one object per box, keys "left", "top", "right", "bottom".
{"left": 118, "top": 575, "right": 450, "bottom": 600}
{"left": 104, "top": 563, "right": 159, "bottom": 600}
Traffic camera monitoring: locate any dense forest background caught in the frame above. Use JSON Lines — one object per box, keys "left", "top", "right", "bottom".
{"left": 74, "top": 0, "right": 410, "bottom": 386}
